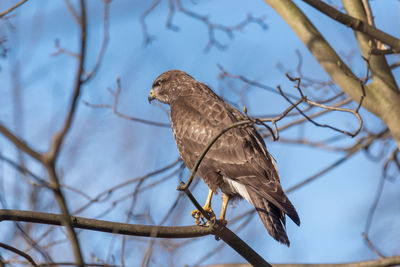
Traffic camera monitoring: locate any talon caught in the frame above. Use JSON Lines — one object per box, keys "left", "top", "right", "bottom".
{"left": 191, "top": 206, "right": 215, "bottom": 225}
{"left": 190, "top": 189, "right": 216, "bottom": 225}
{"left": 203, "top": 205, "right": 216, "bottom": 221}
{"left": 191, "top": 209, "right": 202, "bottom": 225}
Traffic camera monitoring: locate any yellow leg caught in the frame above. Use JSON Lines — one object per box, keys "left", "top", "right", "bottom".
{"left": 191, "top": 189, "right": 216, "bottom": 225}
{"left": 219, "top": 193, "right": 229, "bottom": 224}
{"left": 203, "top": 189, "right": 213, "bottom": 211}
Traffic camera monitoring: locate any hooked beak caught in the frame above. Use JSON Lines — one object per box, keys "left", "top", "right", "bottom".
{"left": 148, "top": 89, "right": 156, "bottom": 103}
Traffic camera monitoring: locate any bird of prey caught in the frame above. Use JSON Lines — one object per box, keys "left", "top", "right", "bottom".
{"left": 148, "top": 70, "right": 300, "bottom": 246}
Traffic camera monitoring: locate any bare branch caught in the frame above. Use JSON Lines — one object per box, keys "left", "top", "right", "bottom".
{"left": 219, "top": 66, "right": 364, "bottom": 138}
{"left": 286, "top": 129, "right": 389, "bottom": 193}
{"left": 73, "top": 158, "right": 181, "bottom": 215}
{"left": 0, "top": 0, "right": 29, "bottom": 18}
{"left": 176, "top": 188, "right": 272, "bottom": 267}
{"left": 83, "top": 78, "right": 170, "bottom": 127}
{"left": 40, "top": 1, "right": 89, "bottom": 265}
{"left": 45, "top": 2, "right": 87, "bottom": 161}
{"left": 0, "top": 209, "right": 214, "bottom": 238}
{"left": 0, "top": 123, "right": 42, "bottom": 162}
{"left": 0, "top": 242, "right": 37, "bottom": 267}
{"left": 199, "top": 256, "right": 400, "bottom": 267}
{"left": 0, "top": 153, "right": 49, "bottom": 188}
{"left": 362, "top": 233, "right": 385, "bottom": 259}
{"left": 5, "top": 261, "right": 119, "bottom": 267}
{"left": 284, "top": 74, "right": 364, "bottom": 137}
{"left": 302, "top": 0, "right": 400, "bottom": 53}
{"left": 0, "top": 209, "right": 272, "bottom": 266}
{"left": 173, "top": 0, "right": 268, "bottom": 51}
{"left": 82, "top": 0, "right": 111, "bottom": 82}
{"left": 166, "top": 0, "right": 179, "bottom": 31}
{"left": 140, "top": 0, "right": 161, "bottom": 44}
{"left": 64, "top": 0, "right": 80, "bottom": 24}
{"left": 218, "top": 64, "right": 298, "bottom": 99}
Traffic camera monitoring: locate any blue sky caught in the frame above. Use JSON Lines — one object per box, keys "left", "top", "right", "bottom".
{"left": 0, "top": 0, "right": 399, "bottom": 266}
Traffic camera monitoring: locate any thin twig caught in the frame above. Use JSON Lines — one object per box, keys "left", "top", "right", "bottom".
{"left": 140, "top": 0, "right": 161, "bottom": 44}
{"left": 72, "top": 158, "right": 181, "bottom": 215}
{"left": 0, "top": 0, "right": 29, "bottom": 18}
{"left": 175, "top": 0, "right": 268, "bottom": 51}
{"left": 286, "top": 129, "right": 388, "bottom": 193}
{"left": 362, "top": 233, "right": 385, "bottom": 258}
{"left": 0, "top": 153, "right": 49, "bottom": 187}
{"left": 0, "top": 124, "right": 42, "bottom": 161}
{"left": 285, "top": 74, "right": 363, "bottom": 138}
{"left": 82, "top": 0, "right": 110, "bottom": 82}
{"left": 0, "top": 242, "right": 37, "bottom": 267}
{"left": 84, "top": 77, "right": 170, "bottom": 127}
{"left": 218, "top": 64, "right": 298, "bottom": 99}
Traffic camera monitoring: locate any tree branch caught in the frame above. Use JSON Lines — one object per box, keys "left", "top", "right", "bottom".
{"left": 199, "top": 256, "right": 400, "bottom": 267}
{"left": 286, "top": 128, "right": 388, "bottom": 193}
{"left": 45, "top": 0, "right": 87, "bottom": 161}
{"left": 0, "top": 209, "right": 213, "bottom": 238}
{"left": 83, "top": 78, "right": 170, "bottom": 128}
{"left": 0, "top": 209, "right": 272, "bottom": 266}
{"left": 0, "top": 0, "right": 29, "bottom": 18}
{"left": 0, "top": 124, "right": 42, "bottom": 162}
{"left": 0, "top": 242, "right": 37, "bottom": 267}
{"left": 341, "top": 0, "right": 398, "bottom": 92}
{"left": 263, "top": 0, "right": 400, "bottom": 149}
{"left": 39, "top": 0, "right": 88, "bottom": 265}
{"left": 302, "top": 0, "right": 400, "bottom": 52}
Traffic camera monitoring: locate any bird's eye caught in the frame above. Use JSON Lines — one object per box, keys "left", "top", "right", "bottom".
{"left": 154, "top": 80, "right": 162, "bottom": 87}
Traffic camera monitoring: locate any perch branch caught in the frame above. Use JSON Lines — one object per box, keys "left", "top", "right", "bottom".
{"left": 0, "top": 209, "right": 272, "bottom": 267}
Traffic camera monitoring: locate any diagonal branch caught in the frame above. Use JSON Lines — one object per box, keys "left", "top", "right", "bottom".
{"left": 0, "top": 242, "right": 37, "bottom": 267}
{"left": 199, "top": 256, "right": 400, "bottom": 267}
{"left": 178, "top": 188, "right": 271, "bottom": 266}
{"left": 302, "top": 0, "right": 400, "bottom": 52}
{"left": 0, "top": 124, "right": 42, "bottom": 161}
{"left": 0, "top": 0, "right": 29, "bottom": 18}
{"left": 341, "top": 0, "right": 398, "bottom": 93}
{"left": 286, "top": 128, "right": 389, "bottom": 193}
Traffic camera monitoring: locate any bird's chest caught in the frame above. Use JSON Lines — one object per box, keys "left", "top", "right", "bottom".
{"left": 170, "top": 112, "right": 198, "bottom": 167}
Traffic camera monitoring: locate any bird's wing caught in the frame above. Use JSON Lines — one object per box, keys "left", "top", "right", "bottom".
{"left": 170, "top": 95, "right": 299, "bottom": 225}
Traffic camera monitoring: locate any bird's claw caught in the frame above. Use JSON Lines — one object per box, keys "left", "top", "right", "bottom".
{"left": 191, "top": 206, "right": 216, "bottom": 226}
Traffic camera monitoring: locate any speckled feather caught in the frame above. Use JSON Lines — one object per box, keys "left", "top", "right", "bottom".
{"left": 151, "top": 70, "right": 300, "bottom": 246}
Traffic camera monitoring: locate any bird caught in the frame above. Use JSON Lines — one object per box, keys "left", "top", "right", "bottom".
{"left": 148, "top": 70, "right": 300, "bottom": 246}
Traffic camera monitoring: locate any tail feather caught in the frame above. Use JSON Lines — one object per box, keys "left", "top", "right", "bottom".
{"left": 248, "top": 190, "right": 291, "bottom": 246}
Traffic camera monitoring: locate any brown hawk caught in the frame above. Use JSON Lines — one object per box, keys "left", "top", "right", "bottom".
{"left": 148, "top": 70, "right": 300, "bottom": 246}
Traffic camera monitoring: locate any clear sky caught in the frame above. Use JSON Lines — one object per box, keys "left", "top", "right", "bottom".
{"left": 0, "top": 0, "right": 399, "bottom": 266}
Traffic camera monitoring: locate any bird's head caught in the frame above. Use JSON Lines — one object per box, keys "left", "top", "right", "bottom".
{"left": 148, "top": 70, "right": 196, "bottom": 105}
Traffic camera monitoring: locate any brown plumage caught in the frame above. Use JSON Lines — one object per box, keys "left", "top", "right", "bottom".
{"left": 148, "top": 70, "right": 300, "bottom": 246}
